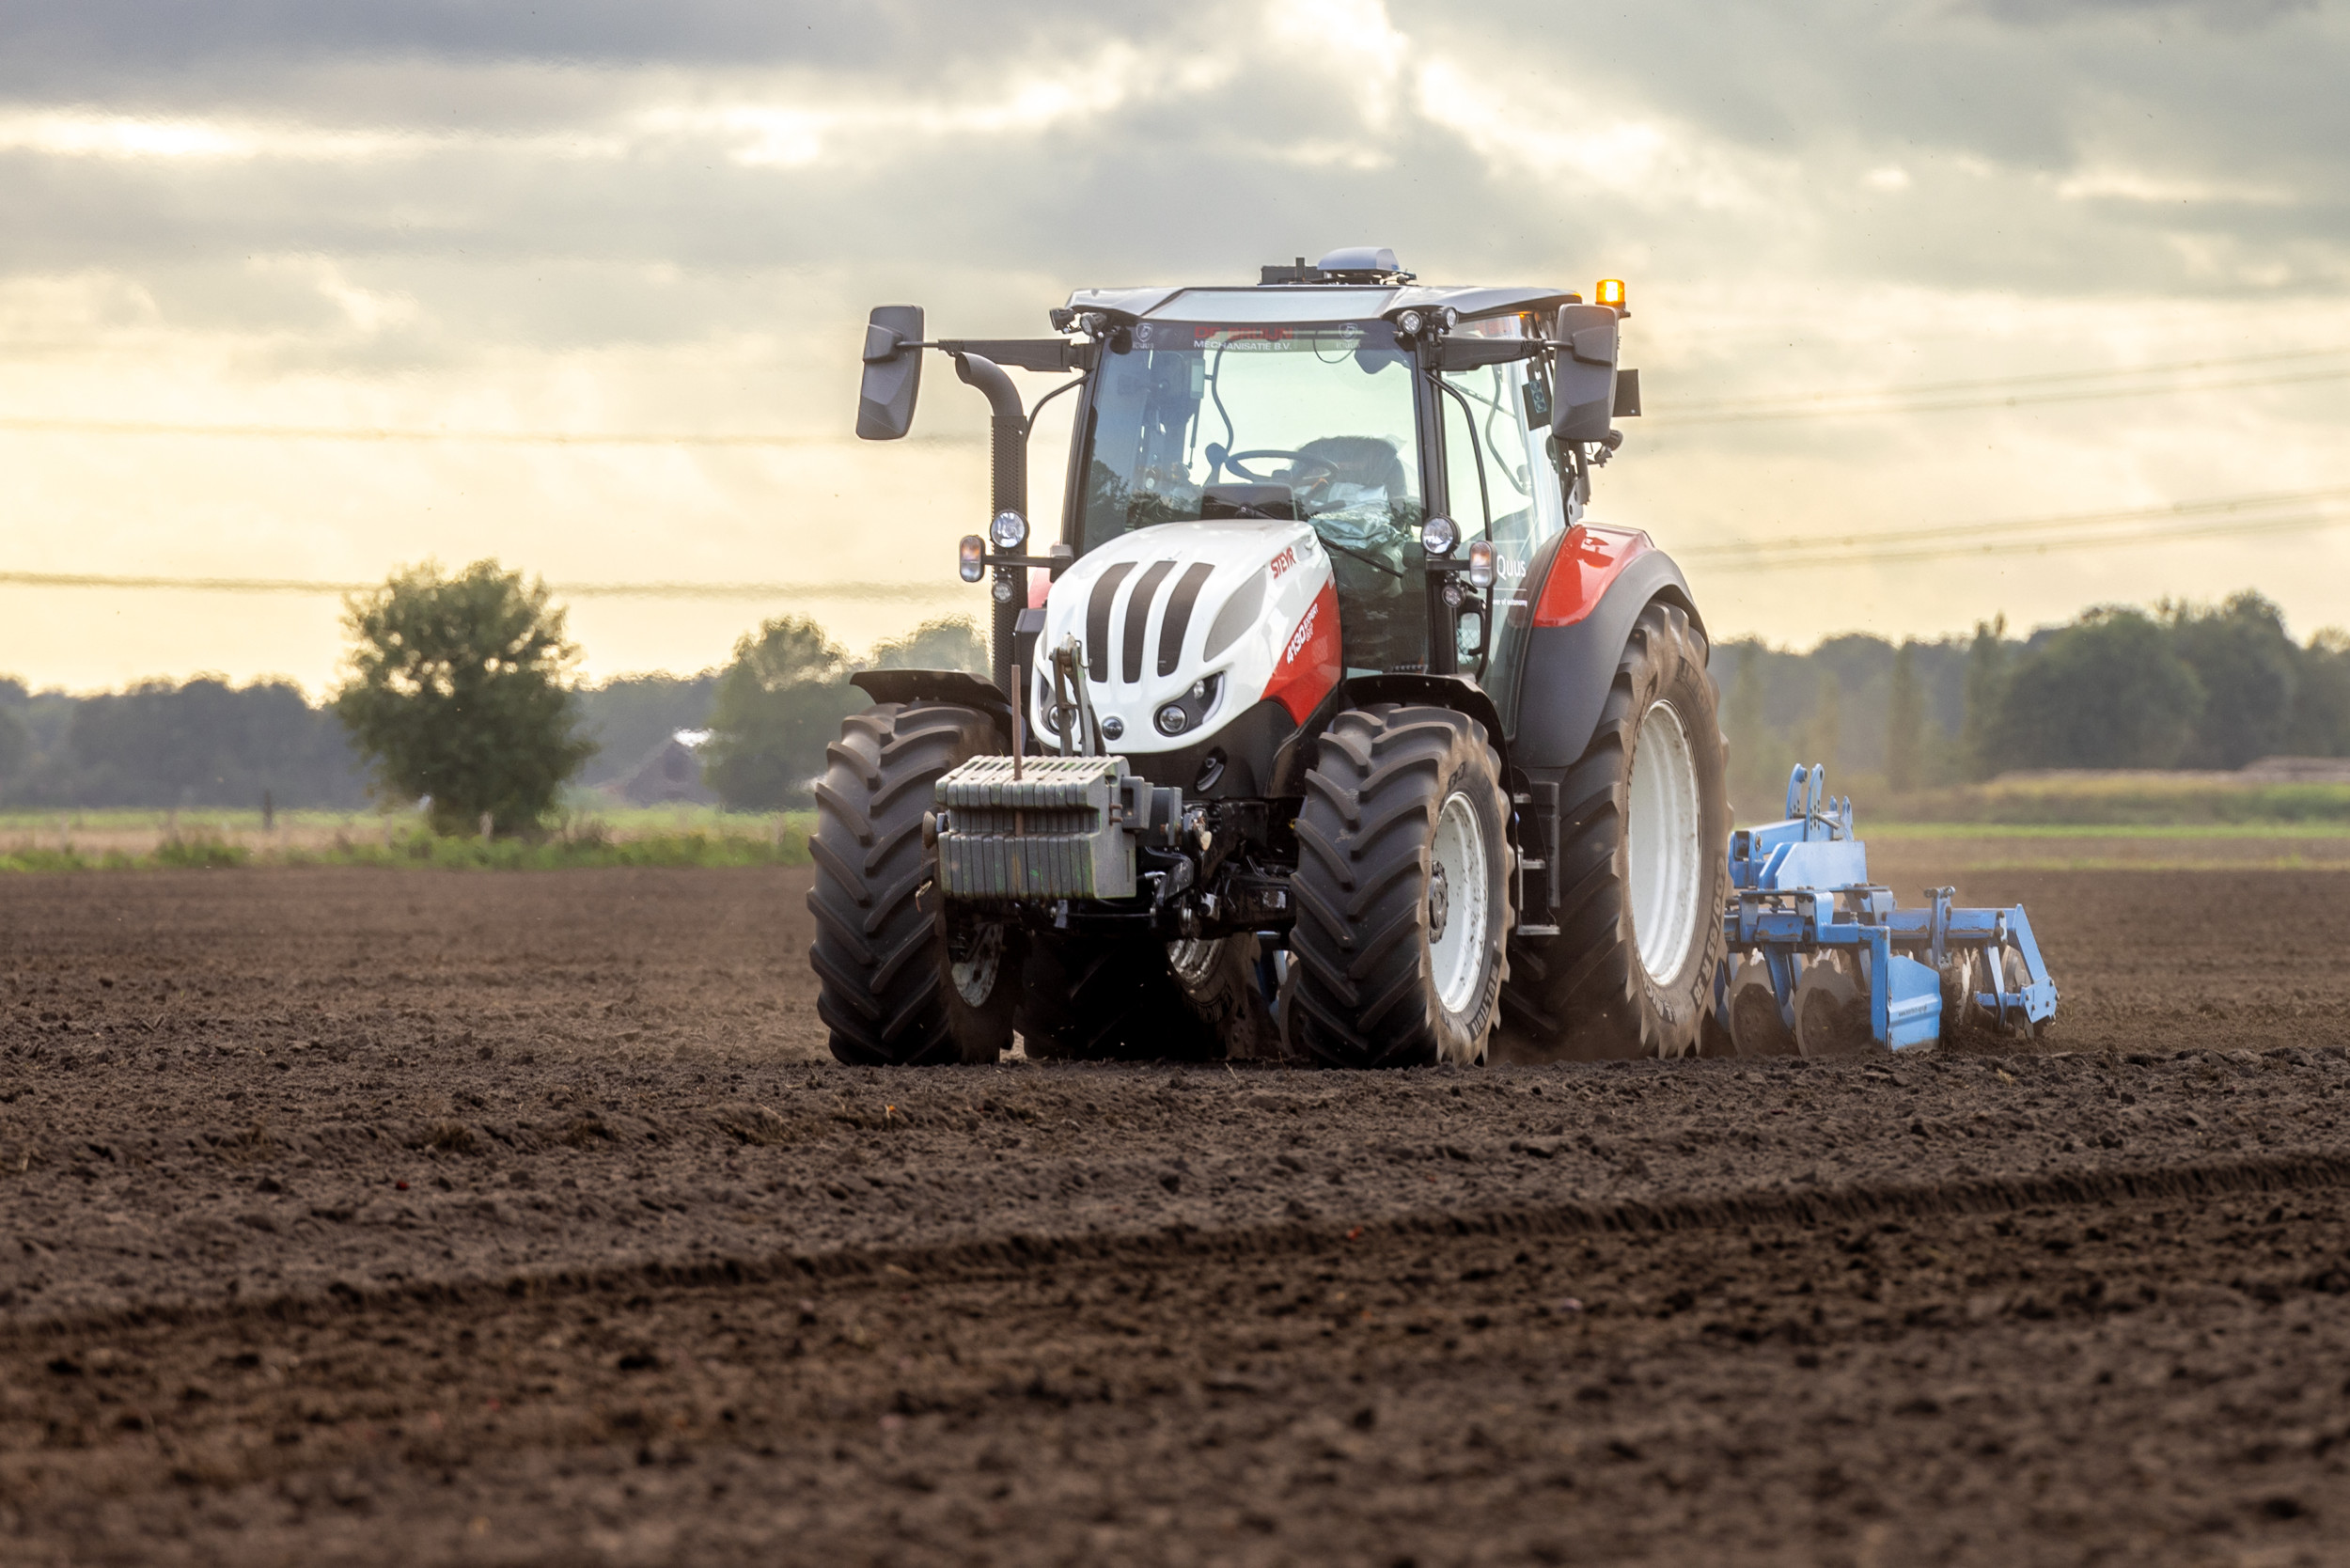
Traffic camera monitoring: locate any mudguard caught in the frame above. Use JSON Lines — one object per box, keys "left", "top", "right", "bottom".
{"left": 1506, "top": 533, "right": 1702, "bottom": 770}
{"left": 848, "top": 669, "right": 1014, "bottom": 745}
{"left": 1267, "top": 673, "right": 1509, "bottom": 797}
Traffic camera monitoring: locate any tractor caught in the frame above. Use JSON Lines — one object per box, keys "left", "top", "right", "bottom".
{"left": 810, "top": 246, "right": 1731, "bottom": 1069}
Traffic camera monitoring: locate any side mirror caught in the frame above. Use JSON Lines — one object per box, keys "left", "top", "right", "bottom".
{"left": 856, "top": 305, "right": 924, "bottom": 441}
{"left": 1551, "top": 303, "right": 1618, "bottom": 445}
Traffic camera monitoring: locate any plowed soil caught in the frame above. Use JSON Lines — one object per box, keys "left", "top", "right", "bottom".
{"left": 6, "top": 861, "right": 2350, "bottom": 1566}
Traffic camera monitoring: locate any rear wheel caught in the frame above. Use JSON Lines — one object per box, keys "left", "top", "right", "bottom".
{"left": 1017, "top": 933, "right": 1228, "bottom": 1061}
{"left": 807, "top": 702, "right": 1020, "bottom": 1065}
{"left": 1499, "top": 600, "right": 1730, "bottom": 1060}
{"left": 1288, "top": 703, "right": 1512, "bottom": 1069}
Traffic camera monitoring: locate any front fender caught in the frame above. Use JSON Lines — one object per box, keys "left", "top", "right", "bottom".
{"left": 1268, "top": 672, "right": 1510, "bottom": 796}
{"left": 848, "top": 669, "right": 1014, "bottom": 745}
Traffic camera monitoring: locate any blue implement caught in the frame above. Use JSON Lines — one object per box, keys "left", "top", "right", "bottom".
{"left": 1712, "top": 764, "right": 2059, "bottom": 1054}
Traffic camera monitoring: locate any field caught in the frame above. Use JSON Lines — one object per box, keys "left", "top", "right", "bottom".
{"left": 7, "top": 851, "right": 2350, "bottom": 1565}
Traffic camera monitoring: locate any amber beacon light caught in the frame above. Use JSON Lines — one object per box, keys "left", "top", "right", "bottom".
{"left": 1594, "top": 277, "right": 1627, "bottom": 312}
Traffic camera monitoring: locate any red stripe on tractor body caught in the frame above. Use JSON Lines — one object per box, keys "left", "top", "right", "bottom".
{"left": 1263, "top": 578, "right": 1341, "bottom": 724}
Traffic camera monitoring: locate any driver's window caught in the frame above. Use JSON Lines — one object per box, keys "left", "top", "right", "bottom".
{"left": 1440, "top": 324, "right": 1567, "bottom": 690}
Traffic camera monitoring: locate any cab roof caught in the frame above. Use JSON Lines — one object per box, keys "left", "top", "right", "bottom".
{"left": 1069, "top": 247, "right": 1577, "bottom": 326}
{"left": 1065, "top": 282, "right": 1579, "bottom": 326}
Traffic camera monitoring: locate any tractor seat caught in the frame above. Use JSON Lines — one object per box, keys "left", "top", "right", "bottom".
{"left": 1292, "top": 435, "right": 1410, "bottom": 499}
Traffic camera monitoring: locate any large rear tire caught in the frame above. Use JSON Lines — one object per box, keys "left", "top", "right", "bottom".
{"left": 1016, "top": 933, "right": 1230, "bottom": 1061}
{"left": 807, "top": 702, "right": 1020, "bottom": 1066}
{"left": 1498, "top": 600, "right": 1730, "bottom": 1060}
{"left": 1288, "top": 703, "right": 1512, "bottom": 1069}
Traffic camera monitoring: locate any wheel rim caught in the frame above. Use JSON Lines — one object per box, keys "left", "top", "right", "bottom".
{"left": 1430, "top": 791, "right": 1491, "bottom": 1016}
{"left": 950, "top": 922, "right": 1002, "bottom": 1007}
{"left": 1167, "top": 938, "right": 1217, "bottom": 984}
{"left": 1627, "top": 699, "right": 1703, "bottom": 985}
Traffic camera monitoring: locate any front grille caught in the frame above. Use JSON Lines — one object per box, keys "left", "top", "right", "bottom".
{"left": 1083, "top": 558, "right": 1217, "bottom": 687}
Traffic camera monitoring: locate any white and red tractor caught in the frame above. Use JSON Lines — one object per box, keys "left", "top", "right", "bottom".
{"left": 812, "top": 248, "right": 1727, "bottom": 1069}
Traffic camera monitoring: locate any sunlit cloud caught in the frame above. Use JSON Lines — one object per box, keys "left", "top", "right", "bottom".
{"left": 0, "top": 0, "right": 2342, "bottom": 689}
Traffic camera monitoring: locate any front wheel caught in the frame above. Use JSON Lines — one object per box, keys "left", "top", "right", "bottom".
{"left": 1498, "top": 599, "right": 1730, "bottom": 1060}
{"left": 1288, "top": 703, "right": 1512, "bottom": 1069}
{"left": 807, "top": 702, "right": 1021, "bottom": 1065}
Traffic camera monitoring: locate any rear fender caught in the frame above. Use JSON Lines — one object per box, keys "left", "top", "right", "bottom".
{"left": 1508, "top": 549, "right": 1703, "bottom": 770}
{"left": 848, "top": 669, "right": 1013, "bottom": 746}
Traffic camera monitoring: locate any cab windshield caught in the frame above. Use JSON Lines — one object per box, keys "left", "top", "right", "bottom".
{"left": 1078, "top": 321, "right": 1423, "bottom": 545}
{"left": 1077, "top": 320, "right": 1427, "bottom": 666}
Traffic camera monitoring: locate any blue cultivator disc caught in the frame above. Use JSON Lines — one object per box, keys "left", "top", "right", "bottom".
{"left": 1711, "top": 764, "right": 2058, "bottom": 1057}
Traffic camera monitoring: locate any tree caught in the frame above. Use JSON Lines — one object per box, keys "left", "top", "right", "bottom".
{"left": 1887, "top": 640, "right": 1923, "bottom": 792}
{"left": 2168, "top": 592, "right": 2298, "bottom": 768}
{"left": 864, "top": 617, "right": 988, "bottom": 675}
{"left": 1804, "top": 666, "right": 1841, "bottom": 776}
{"left": 701, "top": 616, "right": 860, "bottom": 810}
{"left": 0, "top": 679, "right": 28, "bottom": 793}
{"left": 1988, "top": 608, "right": 2203, "bottom": 771}
{"left": 1958, "top": 615, "right": 2009, "bottom": 781}
{"left": 69, "top": 677, "right": 365, "bottom": 809}
{"left": 333, "top": 560, "right": 590, "bottom": 836}
{"left": 2290, "top": 629, "right": 2350, "bottom": 759}
{"left": 1723, "top": 639, "right": 1769, "bottom": 815}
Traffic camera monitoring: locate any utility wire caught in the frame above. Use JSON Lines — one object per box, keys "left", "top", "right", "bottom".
{"left": 1662, "top": 365, "right": 2350, "bottom": 425}
{"left": 1677, "top": 484, "right": 2350, "bottom": 561}
{"left": 0, "top": 571, "right": 971, "bottom": 602}
{"left": 0, "top": 416, "right": 980, "bottom": 448}
{"left": 1678, "top": 508, "right": 2350, "bottom": 574}
{"left": 1668, "top": 342, "right": 2350, "bottom": 413}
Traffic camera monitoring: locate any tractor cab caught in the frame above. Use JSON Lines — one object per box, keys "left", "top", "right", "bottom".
{"left": 1058, "top": 265, "right": 1601, "bottom": 698}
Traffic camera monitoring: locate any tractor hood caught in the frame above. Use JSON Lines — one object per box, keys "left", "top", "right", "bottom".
{"left": 1030, "top": 520, "right": 1341, "bottom": 756}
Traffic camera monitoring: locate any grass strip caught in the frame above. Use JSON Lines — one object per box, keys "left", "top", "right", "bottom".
{"left": 0, "top": 823, "right": 810, "bottom": 873}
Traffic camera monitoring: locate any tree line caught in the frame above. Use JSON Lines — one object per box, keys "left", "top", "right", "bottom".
{"left": 7, "top": 562, "right": 2342, "bottom": 832}
{"left": 0, "top": 560, "right": 983, "bottom": 824}
{"left": 1717, "top": 590, "right": 2350, "bottom": 809}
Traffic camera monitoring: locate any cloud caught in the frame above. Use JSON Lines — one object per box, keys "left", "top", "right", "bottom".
{"left": 0, "top": 0, "right": 2344, "bottom": 686}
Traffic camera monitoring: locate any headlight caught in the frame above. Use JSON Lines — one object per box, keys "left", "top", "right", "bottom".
{"left": 1155, "top": 703, "right": 1189, "bottom": 736}
{"left": 1467, "top": 540, "right": 1496, "bottom": 590}
{"left": 1420, "top": 515, "right": 1458, "bottom": 557}
{"left": 989, "top": 510, "right": 1027, "bottom": 551}
{"left": 1395, "top": 308, "right": 1424, "bottom": 337}
{"left": 959, "top": 535, "right": 985, "bottom": 583}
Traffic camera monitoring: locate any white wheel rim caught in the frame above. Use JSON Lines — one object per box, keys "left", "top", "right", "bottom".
{"left": 1627, "top": 699, "right": 1703, "bottom": 985}
{"left": 950, "top": 923, "right": 1001, "bottom": 1007}
{"left": 1167, "top": 938, "right": 1217, "bottom": 983}
{"left": 1429, "top": 791, "right": 1491, "bottom": 1016}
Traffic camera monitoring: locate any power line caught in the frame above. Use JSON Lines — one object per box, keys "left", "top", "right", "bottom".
{"left": 1677, "top": 484, "right": 2350, "bottom": 561}
{"left": 0, "top": 571, "right": 971, "bottom": 602}
{"left": 1676, "top": 504, "right": 2350, "bottom": 574}
{"left": 0, "top": 416, "right": 979, "bottom": 448}
{"left": 1662, "top": 364, "right": 2350, "bottom": 425}
{"left": 1668, "top": 342, "right": 2350, "bottom": 414}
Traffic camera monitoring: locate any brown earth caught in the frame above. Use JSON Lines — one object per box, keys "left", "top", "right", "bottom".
{"left": 6, "top": 862, "right": 2350, "bottom": 1565}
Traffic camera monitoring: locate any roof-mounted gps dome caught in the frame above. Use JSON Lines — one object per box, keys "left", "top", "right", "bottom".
{"left": 1258, "top": 247, "right": 1416, "bottom": 286}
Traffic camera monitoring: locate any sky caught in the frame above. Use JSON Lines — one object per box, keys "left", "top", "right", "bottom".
{"left": 1, "top": 0, "right": 2345, "bottom": 694}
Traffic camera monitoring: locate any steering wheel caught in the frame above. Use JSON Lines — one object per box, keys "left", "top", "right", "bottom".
{"left": 1209, "top": 446, "right": 1340, "bottom": 486}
